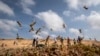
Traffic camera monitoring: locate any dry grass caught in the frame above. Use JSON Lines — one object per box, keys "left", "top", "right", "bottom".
{"left": 0, "top": 39, "right": 100, "bottom": 56}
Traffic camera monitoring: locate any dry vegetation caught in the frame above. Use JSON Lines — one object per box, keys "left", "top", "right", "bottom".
{"left": 0, "top": 38, "right": 100, "bottom": 56}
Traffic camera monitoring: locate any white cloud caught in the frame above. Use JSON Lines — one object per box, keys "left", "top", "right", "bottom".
{"left": 73, "top": 11, "right": 100, "bottom": 29}
{"left": 35, "top": 10, "right": 66, "bottom": 32}
{"left": 40, "top": 31, "right": 49, "bottom": 36}
{"left": 20, "top": 0, "right": 35, "bottom": 15}
{"left": 63, "top": 10, "right": 71, "bottom": 16}
{"left": 87, "top": 11, "right": 100, "bottom": 29}
{"left": 69, "top": 28, "right": 80, "bottom": 36}
{"left": 33, "top": 34, "right": 43, "bottom": 39}
{"left": 65, "top": 0, "right": 79, "bottom": 9}
{"left": 51, "top": 34, "right": 57, "bottom": 38}
{"left": 84, "top": 0, "right": 100, "bottom": 6}
{"left": 21, "top": 0, "right": 35, "bottom": 6}
{"left": 31, "top": 30, "right": 49, "bottom": 39}
{"left": 74, "top": 14, "right": 86, "bottom": 21}
{"left": 0, "top": 1, "right": 15, "bottom": 16}
{"left": 0, "top": 19, "right": 18, "bottom": 32}
{"left": 23, "top": 7, "right": 33, "bottom": 16}
{"left": 64, "top": 0, "right": 100, "bottom": 10}
{"left": 0, "top": 19, "right": 18, "bottom": 37}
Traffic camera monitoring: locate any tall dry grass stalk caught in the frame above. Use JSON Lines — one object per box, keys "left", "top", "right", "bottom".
{"left": 32, "top": 38, "right": 35, "bottom": 47}
{"left": 73, "top": 38, "right": 76, "bottom": 45}
{"left": 77, "top": 36, "right": 83, "bottom": 44}
{"left": 13, "top": 41, "right": 18, "bottom": 45}
{"left": 67, "top": 37, "right": 71, "bottom": 47}
{"left": 45, "top": 35, "right": 50, "bottom": 46}
{"left": 32, "top": 38, "right": 38, "bottom": 47}
{"left": 59, "top": 37, "right": 64, "bottom": 50}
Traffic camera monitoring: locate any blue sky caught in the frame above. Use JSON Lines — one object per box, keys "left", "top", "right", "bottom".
{"left": 0, "top": 0, "right": 100, "bottom": 40}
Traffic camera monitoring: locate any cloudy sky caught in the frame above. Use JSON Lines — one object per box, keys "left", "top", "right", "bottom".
{"left": 0, "top": 0, "right": 100, "bottom": 40}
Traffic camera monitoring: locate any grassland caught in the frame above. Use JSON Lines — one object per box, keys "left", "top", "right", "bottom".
{"left": 0, "top": 39, "right": 100, "bottom": 56}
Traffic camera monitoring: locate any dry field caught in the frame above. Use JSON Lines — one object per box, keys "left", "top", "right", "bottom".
{"left": 0, "top": 39, "right": 100, "bottom": 56}
{"left": 0, "top": 39, "right": 98, "bottom": 48}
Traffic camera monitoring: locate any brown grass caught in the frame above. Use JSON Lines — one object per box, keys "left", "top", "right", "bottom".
{"left": 0, "top": 39, "right": 100, "bottom": 56}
